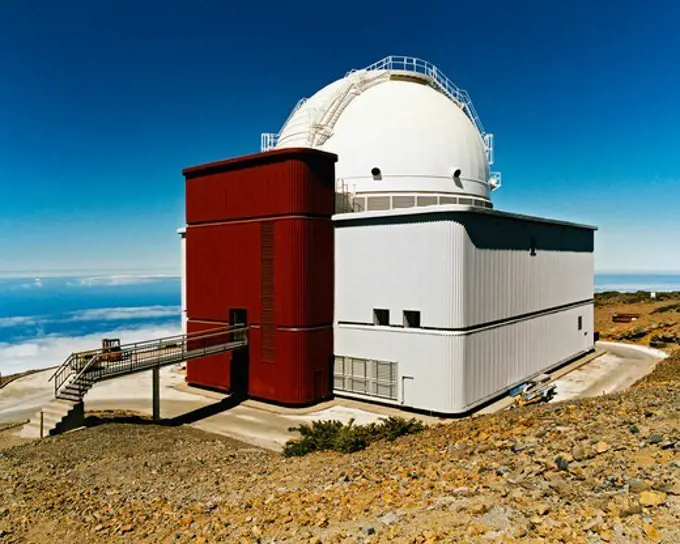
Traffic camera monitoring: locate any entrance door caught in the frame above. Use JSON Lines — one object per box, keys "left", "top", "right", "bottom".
{"left": 229, "top": 309, "right": 249, "bottom": 398}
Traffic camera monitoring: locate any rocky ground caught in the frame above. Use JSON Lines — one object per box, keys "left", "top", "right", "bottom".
{"left": 1, "top": 352, "right": 678, "bottom": 543}
{"left": 595, "top": 292, "right": 680, "bottom": 352}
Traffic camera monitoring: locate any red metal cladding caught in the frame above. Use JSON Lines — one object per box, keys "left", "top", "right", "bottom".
{"left": 273, "top": 218, "right": 334, "bottom": 326}
{"left": 248, "top": 327, "right": 333, "bottom": 405}
{"left": 186, "top": 217, "right": 333, "bottom": 327}
{"left": 186, "top": 221, "right": 262, "bottom": 323}
{"left": 183, "top": 147, "right": 336, "bottom": 403}
{"left": 184, "top": 148, "right": 338, "bottom": 224}
{"left": 185, "top": 320, "right": 232, "bottom": 391}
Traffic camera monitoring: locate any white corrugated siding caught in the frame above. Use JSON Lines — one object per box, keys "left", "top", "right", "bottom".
{"left": 335, "top": 303, "right": 593, "bottom": 414}
{"left": 334, "top": 325, "right": 464, "bottom": 413}
{"left": 333, "top": 209, "right": 596, "bottom": 414}
{"left": 459, "top": 303, "right": 594, "bottom": 411}
{"left": 462, "top": 218, "right": 594, "bottom": 326}
{"left": 334, "top": 218, "right": 466, "bottom": 327}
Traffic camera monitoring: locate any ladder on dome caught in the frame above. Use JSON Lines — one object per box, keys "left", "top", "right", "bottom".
{"left": 261, "top": 56, "right": 496, "bottom": 168}
{"left": 49, "top": 326, "right": 249, "bottom": 401}
{"left": 308, "top": 72, "right": 388, "bottom": 147}
{"left": 261, "top": 98, "right": 309, "bottom": 151}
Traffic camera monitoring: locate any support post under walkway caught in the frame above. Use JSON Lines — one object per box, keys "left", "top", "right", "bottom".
{"left": 152, "top": 366, "right": 160, "bottom": 421}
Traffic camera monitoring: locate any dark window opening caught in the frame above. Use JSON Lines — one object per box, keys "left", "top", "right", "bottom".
{"left": 373, "top": 308, "right": 389, "bottom": 326}
{"left": 578, "top": 316, "right": 583, "bottom": 331}
{"left": 403, "top": 310, "right": 421, "bottom": 328}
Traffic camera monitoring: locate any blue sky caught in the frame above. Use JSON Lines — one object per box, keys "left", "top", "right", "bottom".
{"left": 0, "top": 0, "right": 678, "bottom": 274}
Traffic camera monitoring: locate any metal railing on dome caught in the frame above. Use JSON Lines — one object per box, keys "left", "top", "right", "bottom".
{"left": 261, "top": 98, "right": 308, "bottom": 151}
{"left": 260, "top": 56, "right": 496, "bottom": 173}
{"left": 347, "top": 56, "right": 486, "bottom": 140}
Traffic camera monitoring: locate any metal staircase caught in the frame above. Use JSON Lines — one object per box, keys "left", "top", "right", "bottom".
{"left": 20, "top": 327, "right": 248, "bottom": 439}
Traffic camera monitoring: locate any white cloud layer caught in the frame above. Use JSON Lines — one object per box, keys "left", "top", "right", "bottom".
{"left": 0, "top": 305, "right": 180, "bottom": 329}
{"left": 0, "top": 316, "right": 38, "bottom": 328}
{"left": 73, "top": 275, "right": 178, "bottom": 287}
{"left": 69, "top": 306, "right": 180, "bottom": 321}
{"left": 0, "top": 324, "right": 182, "bottom": 375}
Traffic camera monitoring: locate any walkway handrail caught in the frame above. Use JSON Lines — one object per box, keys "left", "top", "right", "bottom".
{"left": 50, "top": 325, "right": 250, "bottom": 400}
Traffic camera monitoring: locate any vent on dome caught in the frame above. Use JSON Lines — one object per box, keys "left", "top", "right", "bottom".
{"left": 459, "top": 198, "right": 473, "bottom": 206}
{"left": 367, "top": 196, "right": 391, "bottom": 211}
{"left": 439, "top": 196, "right": 458, "bottom": 205}
{"left": 416, "top": 196, "right": 438, "bottom": 207}
{"left": 392, "top": 196, "right": 416, "bottom": 209}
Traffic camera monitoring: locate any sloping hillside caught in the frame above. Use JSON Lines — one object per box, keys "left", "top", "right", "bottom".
{"left": 1, "top": 354, "right": 679, "bottom": 543}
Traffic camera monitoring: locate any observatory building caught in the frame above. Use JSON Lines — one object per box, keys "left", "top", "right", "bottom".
{"left": 179, "top": 56, "right": 596, "bottom": 415}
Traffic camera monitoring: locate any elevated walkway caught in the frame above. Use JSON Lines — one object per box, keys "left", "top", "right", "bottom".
{"left": 20, "top": 327, "right": 248, "bottom": 439}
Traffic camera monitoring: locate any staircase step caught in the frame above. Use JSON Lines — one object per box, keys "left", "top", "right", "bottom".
{"left": 41, "top": 405, "right": 72, "bottom": 420}
{"left": 57, "top": 393, "right": 83, "bottom": 402}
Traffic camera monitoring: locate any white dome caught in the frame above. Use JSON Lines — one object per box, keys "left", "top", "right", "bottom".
{"left": 264, "top": 57, "right": 499, "bottom": 210}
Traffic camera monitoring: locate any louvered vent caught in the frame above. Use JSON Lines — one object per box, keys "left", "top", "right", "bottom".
{"left": 333, "top": 355, "right": 398, "bottom": 400}
{"left": 366, "top": 196, "right": 391, "bottom": 211}
{"left": 416, "top": 196, "right": 438, "bottom": 207}
{"left": 459, "top": 197, "right": 473, "bottom": 206}
{"left": 261, "top": 222, "right": 275, "bottom": 362}
{"left": 392, "top": 196, "right": 416, "bottom": 209}
{"left": 439, "top": 196, "right": 458, "bottom": 205}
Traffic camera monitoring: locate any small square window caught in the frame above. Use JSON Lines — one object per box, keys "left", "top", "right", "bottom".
{"left": 578, "top": 316, "right": 583, "bottom": 331}
{"left": 373, "top": 308, "right": 389, "bottom": 326}
{"left": 403, "top": 310, "right": 421, "bottom": 328}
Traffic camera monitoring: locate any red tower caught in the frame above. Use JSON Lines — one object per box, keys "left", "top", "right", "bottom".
{"left": 183, "top": 148, "right": 337, "bottom": 405}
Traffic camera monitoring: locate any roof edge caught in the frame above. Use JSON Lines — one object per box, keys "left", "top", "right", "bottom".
{"left": 332, "top": 204, "right": 598, "bottom": 231}
{"left": 183, "top": 148, "right": 338, "bottom": 178}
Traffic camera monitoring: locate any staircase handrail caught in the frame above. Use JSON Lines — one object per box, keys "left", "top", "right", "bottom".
{"left": 70, "top": 353, "right": 100, "bottom": 385}
{"left": 48, "top": 353, "right": 77, "bottom": 383}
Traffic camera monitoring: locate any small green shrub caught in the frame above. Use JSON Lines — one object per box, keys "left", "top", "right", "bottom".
{"left": 282, "top": 416, "right": 425, "bottom": 457}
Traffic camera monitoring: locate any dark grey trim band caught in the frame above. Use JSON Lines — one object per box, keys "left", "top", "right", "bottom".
{"left": 338, "top": 298, "right": 594, "bottom": 333}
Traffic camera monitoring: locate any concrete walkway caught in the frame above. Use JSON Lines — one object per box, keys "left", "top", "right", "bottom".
{"left": 0, "top": 366, "right": 438, "bottom": 451}
{"left": 551, "top": 341, "right": 667, "bottom": 402}
{"left": 0, "top": 341, "right": 668, "bottom": 451}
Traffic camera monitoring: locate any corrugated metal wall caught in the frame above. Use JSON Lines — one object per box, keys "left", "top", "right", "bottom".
{"left": 335, "top": 302, "right": 593, "bottom": 414}
{"left": 334, "top": 210, "right": 594, "bottom": 329}
{"left": 184, "top": 148, "right": 337, "bottom": 405}
{"left": 186, "top": 319, "right": 232, "bottom": 391}
{"left": 333, "top": 207, "right": 596, "bottom": 414}
{"left": 185, "top": 149, "right": 336, "bottom": 224}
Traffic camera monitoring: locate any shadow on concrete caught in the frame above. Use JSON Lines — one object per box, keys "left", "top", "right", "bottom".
{"left": 83, "top": 394, "right": 246, "bottom": 429}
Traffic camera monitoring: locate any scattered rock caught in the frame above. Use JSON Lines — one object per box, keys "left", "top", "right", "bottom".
{"left": 380, "top": 512, "right": 399, "bottom": 525}
{"left": 595, "top": 441, "right": 611, "bottom": 454}
{"left": 571, "top": 445, "right": 586, "bottom": 461}
{"left": 627, "top": 478, "right": 649, "bottom": 493}
{"left": 648, "top": 433, "right": 663, "bottom": 444}
{"left": 620, "top": 503, "right": 642, "bottom": 517}
{"left": 639, "top": 491, "right": 667, "bottom": 507}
